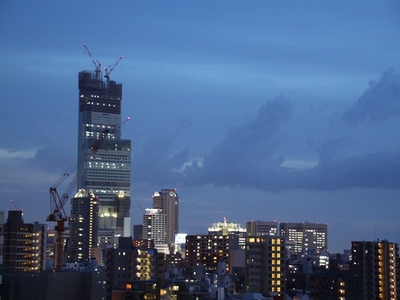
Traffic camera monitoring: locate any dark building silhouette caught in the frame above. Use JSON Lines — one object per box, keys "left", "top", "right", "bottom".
{"left": 310, "top": 270, "right": 362, "bottom": 299}
{"left": 2, "top": 211, "right": 45, "bottom": 274}
{"left": 351, "top": 240, "right": 400, "bottom": 299}
{"left": 106, "top": 237, "right": 161, "bottom": 299}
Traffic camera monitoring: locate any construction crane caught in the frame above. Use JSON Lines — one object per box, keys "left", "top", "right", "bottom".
{"left": 83, "top": 44, "right": 102, "bottom": 80}
{"left": 83, "top": 44, "right": 123, "bottom": 82}
{"left": 47, "top": 181, "right": 75, "bottom": 271}
{"left": 104, "top": 55, "right": 123, "bottom": 82}
{"left": 91, "top": 128, "right": 109, "bottom": 153}
{"left": 9, "top": 199, "right": 22, "bottom": 212}
{"left": 137, "top": 202, "right": 145, "bottom": 214}
{"left": 47, "top": 128, "right": 109, "bottom": 271}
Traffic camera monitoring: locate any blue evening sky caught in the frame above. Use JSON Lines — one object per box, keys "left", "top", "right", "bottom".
{"left": 1, "top": 1, "right": 400, "bottom": 252}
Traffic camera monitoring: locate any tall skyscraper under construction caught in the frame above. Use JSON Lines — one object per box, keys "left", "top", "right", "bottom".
{"left": 76, "top": 52, "right": 131, "bottom": 247}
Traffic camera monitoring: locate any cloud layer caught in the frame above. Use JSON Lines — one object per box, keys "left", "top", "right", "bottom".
{"left": 342, "top": 69, "right": 400, "bottom": 124}
{"left": 131, "top": 69, "right": 400, "bottom": 192}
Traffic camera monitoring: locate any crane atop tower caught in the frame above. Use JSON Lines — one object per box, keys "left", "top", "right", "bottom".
{"left": 83, "top": 44, "right": 123, "bottom": 82}
{"left": 104, "top": 55, "right": 123, "bottom": 82}
{"left": 83, "top": 44, "right": 102, "bottom": 80}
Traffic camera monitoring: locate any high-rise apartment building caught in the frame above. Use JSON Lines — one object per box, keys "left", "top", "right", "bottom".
{"left": 106, "top": 237, "right": 160, "bottom": 299}
{"left": 185, "top": 234, "right": 240, "bottom": 273}
{"left": 142, "top": 208, "right": 167, "bottom": 245}
{"left": 351, "top": 240, "right": 399, "bottom": 299}
{"left": 77, "top": 68, "right": 131, "bottom": 246}
{"left": 309, "top": 270, "right": 362, "bottom": 300}
{"left": 152, "top": 189, "right": 179, "bottom": 247}
{"left": 69, "top": 189, "right": 99, "bottom": 262}
{"left": 280, "top": 222, "right": 327, "bottom": 255}
{"left": 246, "top": 220, "right": 278, "bottom": 236}
{"left": 245, "top": 235, "right": 286, "bottom": 297}
{"left": 2, "top": 211, "right": 46, "bottom": 273}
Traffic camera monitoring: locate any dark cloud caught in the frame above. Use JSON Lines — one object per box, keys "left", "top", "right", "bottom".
{"left": 316, "top": 137, "right": 354, "bottom": 163}
{"left": 27, "top": 145, "right": 76, "bottom": 175}
{"left": 133, "top": 75, "right": 400, "bottom": 193}
{"left": 187, "top": 95, "right": 293, "bottom": 189}
{"left": 299, "top": 152, "right": 400, "bottom": 190}
{"left": 342, "top": 69, "right": 400, "bottom": 125}
{"left": 131, "top": 117, "right": 193, "bottom": 189}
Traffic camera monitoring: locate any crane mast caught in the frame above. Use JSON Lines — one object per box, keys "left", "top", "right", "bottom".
{"left": 47, "top": 128, "right": 109, "bottom": 271}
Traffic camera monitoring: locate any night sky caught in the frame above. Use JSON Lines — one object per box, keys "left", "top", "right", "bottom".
{"left": 1, "top": 1, "right": 400, "bottom": 252}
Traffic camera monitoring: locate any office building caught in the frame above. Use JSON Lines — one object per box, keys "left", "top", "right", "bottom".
{"left": 351, "top": 240, "right": 399, "bottom": 299}
{"left": 152, "top": 189, "right": 179, "bottom": 248}
{"left": 69, "top": 189, "right": 99, "bottom": 262}
{"left": 280, "top": 222, "right": 327, "bottom": 255}
{"left": 246, "top": 220, "right": 278, "bottom": 236}
{"left": 245, "top": 236, "right": 286, "bottom": 297}
{"left": 142, "top": 208, "right": 167, "bottom": 245}
{"left": 208, "top": 217, "right": 246, "bottom": 249}
{"left": 77, "top": 67, "right": 131, "bottom": 246}
{"left": 208, "top": 217, "right": 246, "bottom": 236}
{"left": 2, "top": 211, "right": 46, "bottom": 273}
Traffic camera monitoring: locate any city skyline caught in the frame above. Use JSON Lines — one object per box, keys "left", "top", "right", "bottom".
{"left": 2, "top": 2, "right": 400, "bottom": 253}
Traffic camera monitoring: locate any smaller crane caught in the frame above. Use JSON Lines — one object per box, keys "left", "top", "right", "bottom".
{"left": 47, "top": 128, "right": 109, "bottom": 271}
{"left": 137, "top": 202, "right": 145, "bottom": 214}
{"left": 91, "top": 128, "right": 109, "bottom": 153}
{"left": 104, "top": 55, "right": 123, "bottom": 82}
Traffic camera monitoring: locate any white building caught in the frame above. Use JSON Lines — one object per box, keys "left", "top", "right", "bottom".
{"left": 208, "top": 217, "right": 246, "bottom": 249}
{"left": 143, "top": 208, "right": 167, "bottom": 245}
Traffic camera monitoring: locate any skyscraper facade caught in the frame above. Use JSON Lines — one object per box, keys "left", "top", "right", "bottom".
{"left": 280, "top": 222, "right": 327, "bottom": 255}
{"left": 152, "top": 189, "right": 179, "bottom": 247}
{"left": 69, "top": 189, "right": 99, "bottom": 262}
{"left": 77, "top": 69, "right": 131, "bottom": 246}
